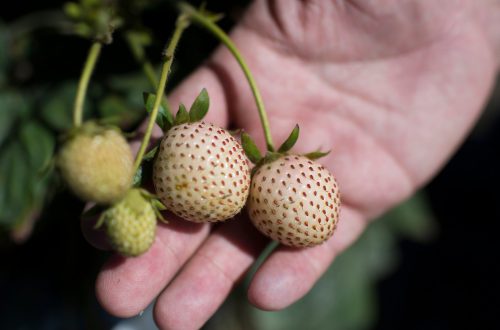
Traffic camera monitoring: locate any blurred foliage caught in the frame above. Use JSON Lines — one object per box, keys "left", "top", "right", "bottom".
{"left": 64, "top": 0, "right": 123, "bottom": 43}
{"left": 0, "top": 2, "right": 155, "bottom": 238}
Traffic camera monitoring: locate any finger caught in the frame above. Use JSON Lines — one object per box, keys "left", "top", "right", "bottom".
{"left": 153, "top": 217, "right": 268, "bottom": 330}
{"left": 248, "top": 205, "right": 367, "bottom": 310}
{"left": 95, "top": 216, "right": 210, "bottom": 317}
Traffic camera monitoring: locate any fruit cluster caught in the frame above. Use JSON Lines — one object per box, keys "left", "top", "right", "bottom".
{"left": 58, "top": 2, "right": 340, "bottom": 257}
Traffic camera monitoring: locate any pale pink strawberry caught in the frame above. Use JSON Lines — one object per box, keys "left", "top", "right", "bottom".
{"left": 153, "top": 122, "right": 251, "bottom": 223}
{"left": 247, "top": 155, "right": 340, "bottom": 247}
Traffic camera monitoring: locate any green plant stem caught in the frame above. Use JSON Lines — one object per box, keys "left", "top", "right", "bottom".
{"left": 133, "top": 16, "right": 189, "bottom": 173}
{"left": 73, "top": 42, "right": 102, "bottom": 127}
{"left": 179, "top": 2, "right": 275, "bottom": 152}
{"left": 124, "top": 32, "right": 172, "bottom": 114}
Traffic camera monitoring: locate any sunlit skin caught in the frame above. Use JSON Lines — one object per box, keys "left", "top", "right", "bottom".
{"left": 84, "top": 1, "right": 500, "bottom": 329}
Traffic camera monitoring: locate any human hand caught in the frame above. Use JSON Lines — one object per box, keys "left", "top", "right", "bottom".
{"left": 89, "top": 1, "right": 500, "bottom": 329}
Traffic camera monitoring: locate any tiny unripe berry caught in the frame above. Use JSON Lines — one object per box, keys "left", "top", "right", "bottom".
{"left": 103, "top": 188, "right": 157, "bottom": 257}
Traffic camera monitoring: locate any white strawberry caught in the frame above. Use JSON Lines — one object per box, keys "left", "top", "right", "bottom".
{"left": 247, "top": 155, "right": 340, "bottom": 247}
{"left": 242, "top": 125, "right": 340, "bottom": 247}
{"left": 57, "top": 122, "right": 134, "bottom": 204}
{"left": 152, "top": 90, "right": 250, "bottom": 223}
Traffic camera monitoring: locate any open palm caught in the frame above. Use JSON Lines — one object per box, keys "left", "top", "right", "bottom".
{"left": 92, "top": 1, "right": 500, "bottom": 329}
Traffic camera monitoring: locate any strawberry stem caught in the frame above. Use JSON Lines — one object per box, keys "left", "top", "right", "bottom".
{"left": 124, "top": 31, "right": 173, "bottom": 115}
{"left": 133, "top": 14, "right": 190, "bottom": 173}
{"left": 73, "top": 41, "right": 102, "bottom": 127}
{"left": 179, "top": 2, "right": 276, "bottom": 152}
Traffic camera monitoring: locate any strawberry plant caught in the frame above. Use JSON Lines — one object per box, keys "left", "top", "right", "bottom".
{"left": 178, "top": 3, "right": 341, "bottom": 247}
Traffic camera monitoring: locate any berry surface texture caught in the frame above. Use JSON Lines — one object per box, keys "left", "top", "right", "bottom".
{"left": 248, "top": 155, "right": 340, "bottom": 247}
{"left": 153, "top": 122, "right": 251, "bottom": 223}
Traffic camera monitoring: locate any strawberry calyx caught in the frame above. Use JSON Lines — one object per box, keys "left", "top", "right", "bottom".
{"left": 143, "top": 88, "right": 209, "bottom": 133}
{"left": 94, "top": 187, "right": 167, "bottom": 230}
{"left": 140, "top": 88, "right": 210, "bottom": 165}
{"left": 242, "top": 124, "right": 330, "bottom": 176}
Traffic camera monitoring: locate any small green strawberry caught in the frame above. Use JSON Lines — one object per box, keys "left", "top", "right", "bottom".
{"left": 97, "top": 188, "right": 164, "bottom": 257}
{"left": 242, "top": 125, "right": 340, "bottom": 247}
{"left": 151, "top": 89, "right": 251, "bottom": 223}
{"left": 57, "top": 122, "right": 134, "bottom": 204}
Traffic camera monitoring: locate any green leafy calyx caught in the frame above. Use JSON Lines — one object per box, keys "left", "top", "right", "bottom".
{"left": 243, "top": 124, "right": 331, "bottom": 175}
{"left": 241, "top": 132, "right": 262, "bottom": 164}
{"left": 143, "top": 92, "right": 174, "bottom": 132}
{"left": 174, "top": 103, "right": 190, "bottom": 125}
{"left": 189, "top": 88, "right": 209, "bottom": 122}
{"left": 278, "top": 124, "right": 299, "bottom": 153}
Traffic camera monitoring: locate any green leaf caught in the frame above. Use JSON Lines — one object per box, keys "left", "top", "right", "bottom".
{"left": 304, "top": 150, "right": 330, "bottom": 160}
{"left": 0, "top": 100, "right": 16, "bottom": 147}
{"left": 143, "top": 144, "right": 159, "bottom": 162}
{"left": 0, "top": 91, "right": 32, "bottom": 145}
{"left": 132, "top": 165, "right": 143, "bottom": 187}
{"left": 143, "top": 92, "right": 174, "bottom": 131}
{"left": 278, "top": 124, "right": 299, "bottom": 153}
{"left": 174, "top": 103, "right": 190, "bottom": 125}
{"left": 0, "top": 22, "right": 7, "bottom": 86}
{"left": 152, "top": 199, "right": 166, "bottom": 211}
{"left": 40, "top": 83, "right": 76, "bottom": 131}
{"left": 64, "top": 2, "right": 82, "bottom": 19}
{"left": 0, "top": 141, "right": 31, "bottom": 226}
{"left": 241, "top": 132, "right": 262, "bottom": 164}
{"left": 189, "top": 88, "right": 209, "bottom": 123}
{"left": 99, "top": 95, "right": 142, "bottom": 128}
{"left": 19, "top": 120, "right": 55, "bottom": 173}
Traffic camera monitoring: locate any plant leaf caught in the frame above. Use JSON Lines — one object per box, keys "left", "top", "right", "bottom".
{"left": 143, "top": 144, "right": 159, "bottom": 162}
{"left": 304, "top": 150, "right": 330, "bottom": 160}
{"left": 19, "top": 120, "right": 55, "bottom": 173}
{"left": 241, "top": 132, "right": 262, "bottom": 164}
{"left": 143, "top": 92, "right": 174, "bottom": 131}
{"left": 99, "top": 95, "right": 143, "bottom": 128}
{"left": 174, "top": 103, "right": 190, "bottom": 125}
{"left": 132, "top": 165, "right": 143, "bottom": 187}
{"left": 40, "top": 82, "right": 77, "bottom": 131}
{"left": 189, "top": 88, "right": 209, "bottom": 122}
{"left": 0, "top": 141, "right": 31, "bottom": 226}
{"left": 152, "top": 198, "right": 167, "bottom": 211}
{"left": 278, "top": 124, "right": 299, "bottom": 153}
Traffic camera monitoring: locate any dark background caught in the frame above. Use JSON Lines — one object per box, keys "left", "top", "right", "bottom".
{"left": 1, "top": 1, "right": 499, "bottom": 329}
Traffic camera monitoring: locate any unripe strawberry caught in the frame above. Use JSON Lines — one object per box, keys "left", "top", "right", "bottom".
{"left": 57, "top": 122, "right": 133, "bottom": 204}
{"left": 102, "top": 188, "right": 157, "bottom": 257}
{"left": 247, "top": 155, "right": 340, "bottom": 247}
{"left": 153, "top": 122, "right": 251, "bottom": 223}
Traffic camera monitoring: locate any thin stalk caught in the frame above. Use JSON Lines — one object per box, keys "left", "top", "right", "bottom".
{"left": 73, "top": 42, "right": 102, "bottom": 127}
{"left": 124, "top": 32, "right": 172, "bottom": 113}
{"left": 179, "top": 2, "right": 275, "bottom": 152}
{"left": 133, "top": 16, "right": 189, "bottom": 172}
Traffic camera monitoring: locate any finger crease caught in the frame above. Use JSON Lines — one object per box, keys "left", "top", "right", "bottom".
{"left": 156, "top": 235, "right": 181, "bottom": 271}
{"left": 197, "top": 252, "right": 236, "bottom": 287}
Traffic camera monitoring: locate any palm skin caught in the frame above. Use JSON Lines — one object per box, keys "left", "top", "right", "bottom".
{"left": 91, "top": 1, "right": 500, "bottom": 329}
